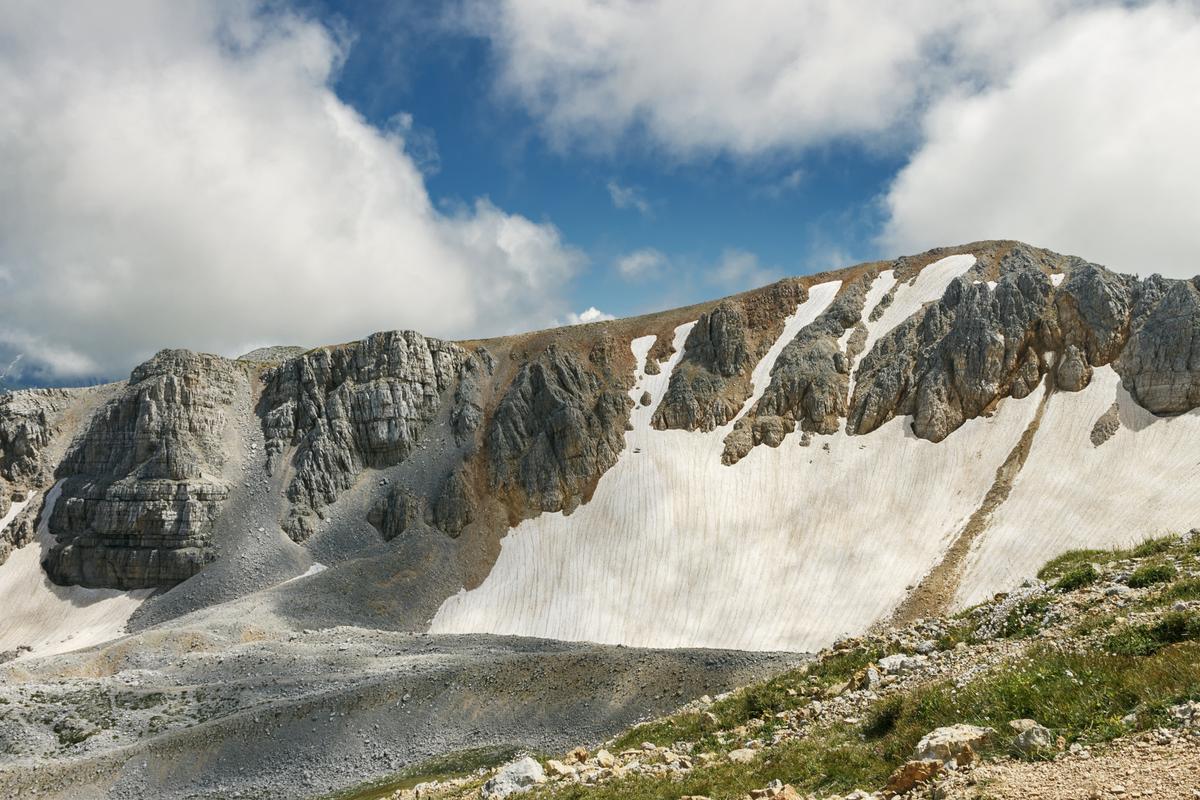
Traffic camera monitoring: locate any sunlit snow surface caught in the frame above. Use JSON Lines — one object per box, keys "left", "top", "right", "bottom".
{"left": 432, "top": 254, "right": 1199, "bottom": 651}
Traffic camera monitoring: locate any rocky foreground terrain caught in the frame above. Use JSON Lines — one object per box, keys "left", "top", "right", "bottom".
{"left": 376, "top": 534, "right": 1200, "bottom": 800}
{"left": 2, "top": 240, "right": 1200, "bottom": 797}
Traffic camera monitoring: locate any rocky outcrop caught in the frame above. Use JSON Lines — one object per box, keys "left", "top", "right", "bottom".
{"left": 653, "top": 282, "right": 806, "bottom": 432}
{"left": 43, "top": 350, "right": 242, "bottom": 589}
{"left": 367, "top": 466, "right": 476, "bottom": 541}
{"left": 260, "top": 331, "right": 471, "bottom": 541}
{"left": 723, "top": 278, "right": 871, "bottom": 463}
{"left": 487, "top": 345, "right": 630, "bottom": 520}
{"left": 845, "top": 248, "right": 1200, "bottom": 442}
{"left": 0, "top": 389, "right": 72, "bottom": 490}
{"left": 1116, "top": 278, "right": 1200, "bottom": 414}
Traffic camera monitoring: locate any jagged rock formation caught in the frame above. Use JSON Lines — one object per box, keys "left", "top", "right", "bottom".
{"left": 0, "top": 390, "right": 75, "bottom": 566}
{"left": 12, "top": 240, "right": 1200, "bottom": 658}
{"left": 1117, "top": 277, "right": 1200, "bottom": 413}
{"left": 723, "top": 276, "right": 870, "bottom": 463}
{"left": 259, "top": 331, "right": 470, "bottom": 541}
{"left": 487, "top": 344, "right": 630, "bottom": 520}
{"left": 43, "top": 351, "right": 243, "bottom": 589}
{"left": 653, "top": 282, "right": 806, "bottom": 431}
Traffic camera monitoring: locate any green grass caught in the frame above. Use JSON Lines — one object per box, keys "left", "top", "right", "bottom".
{"left": 1163, "top": 577, "right": 1200, "bottom": 602}
{"left": 1127, "top": 562, "right": 1177, "bottom": 589}
{"left": 1053, "top": 563, "right": 1098, "bottom": 593}
{"left": 1038, "top": 535, "right": 1180, "bottom": 582}
{"left": 321, "top": 746, "right": 519, "bottom": 800}
{"left": 1105, "top": 612, "right": 1200, "bottom": 656}
{"left": 612, "top": 648, "right": 889, "bottom": 752}
{"left": 535, "top": 642, "right": 1200, "bottom": 799}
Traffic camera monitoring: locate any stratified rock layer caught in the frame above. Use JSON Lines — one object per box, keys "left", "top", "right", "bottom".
{"left": 259, "top": 331, "right": 469, "bottom": 540}
{"left": 43, "top": 351, "right": 242, "bottom": 589}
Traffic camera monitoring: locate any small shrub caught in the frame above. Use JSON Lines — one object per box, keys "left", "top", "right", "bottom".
{"left": 1130, "top": 535, "right": 1178, "bottom": 559}
{"left": 862, "top": 694, "right": 904, "bottom": 739}
{"left": 1106, "top": 611, "right": 1200, "bottom": 655}
{"left": 1163, "top": 578, "right": 1200, "bottom": 602}
{"left": 1128, "top": 563, "right": 1177, "bottom": 589}
{"left": 1054, "top": 563, "right": 1099, "bottom": 593}
{"left": 1000, "top": 596, "right": 1053, "bottom": 638}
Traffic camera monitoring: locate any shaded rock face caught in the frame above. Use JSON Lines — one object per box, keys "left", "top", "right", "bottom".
{"left": 653, "top": 282, "right": 807, "bottom": 432}
{"left": 367, "top": 466, "right": 475, "bottom": 541}
{"left": 44, "top": 351, "right": 242, "bottom": 589}
{"left": 487, "top": 345, "right": 630, "bottom": 519}
{"left": 0, "top": 389, "right": 81, "bottom": 567}
{"left": 260, "top": 331, "right": 470, "bottom": 541}
{"left": 1117, "top": 278, "right": 1200, "bottom": 413}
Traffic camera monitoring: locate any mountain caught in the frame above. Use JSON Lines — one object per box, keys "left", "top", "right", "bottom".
{"left": 1, "top": 240, "right": 1198, "bottom": 798}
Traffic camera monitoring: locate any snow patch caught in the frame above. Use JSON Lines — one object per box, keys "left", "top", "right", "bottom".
{"left": 432, "top": 267, "right": 1047, "bottom": 652}
{"left": 0, "top": 482, "right": 151, "bottom": 660}
{"left": 955, "top": 365, "right": 1200, "bottom": 606}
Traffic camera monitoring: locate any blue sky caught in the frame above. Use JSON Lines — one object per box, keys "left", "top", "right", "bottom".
{"left": 305, "top": 0, "right": 902, "bottom": 319}
{"left": 1, "top": 1, "right": 1198, "bottom": 387}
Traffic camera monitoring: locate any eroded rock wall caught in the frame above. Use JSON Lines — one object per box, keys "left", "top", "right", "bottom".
{"left": 259, "top": 331, "right": 471, "bottom": 541}
{"left": 43, "top": 351, "right": 242, "bottom": 589}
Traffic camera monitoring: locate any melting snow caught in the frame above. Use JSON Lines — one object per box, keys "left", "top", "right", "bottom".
{"left": 0, "top": 483, "right": 151, "bottom": 660}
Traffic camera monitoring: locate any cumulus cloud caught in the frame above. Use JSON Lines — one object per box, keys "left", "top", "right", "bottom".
{"left": 467, "top": 0, "right": 1086, "bottom": 157}
{"left": 606, "top": 180, "right": 652, "bottom": 216}
{"left": 0, "top": 0, "right": 583, "bottom": 384}
{"left": 614, "top": 248, "right": 667, "bottom": 281}
{"left": 563, "top": 307, "right": 616, "bottom": 325}
{"left": 882, "top": 2, "right": 1200, "bottom": 278}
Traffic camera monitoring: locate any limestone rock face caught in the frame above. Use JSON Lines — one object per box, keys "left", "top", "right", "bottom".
{"left": 0, "top": 389, "right": 72, "bottom": 490}
{"left": 259, "top": 331, "right": 470, "bottom": 540}
{"left": 851, "top": 267, "right": 1056, "bottom": 442}
{"left": 487, "top": 345, "right": 630, "bottom": 518}
{"left": 1117, "top": 278, "right": 1200, "bottom": 414}
{"left": 654, "top": 282, "right": 806, "bottom": 432}
{"left": 723, "top": 277, "right": 871, "bottom": 463}
{"left": 44, "top": 351, "right": 241, "bottom": 589}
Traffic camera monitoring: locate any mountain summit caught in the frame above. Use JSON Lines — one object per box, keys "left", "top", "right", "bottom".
{"left": 2, "top": 240, "right": 1199, "bottom": 797}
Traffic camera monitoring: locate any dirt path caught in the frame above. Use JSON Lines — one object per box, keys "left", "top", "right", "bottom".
{"left": 945, "top": 736, "right": 1200, "bottom": 799}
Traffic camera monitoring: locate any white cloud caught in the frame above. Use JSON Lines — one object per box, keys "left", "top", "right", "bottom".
{"left": 709, "top": 249, "right": 778, "bottom": 292}
{"left": 563, "top": 307, "right": 616, "bottom": 325}
{"left": 606, "top": 180, "right": 652, "bottom": 216}
{"left": 614, "top": 248, "right": 667, "bottom": 281}
{"left": 0, "top": 0, "right": 583, "bottom": 382}
{"left": 467, "top": 0, "right": 1088, "bottom": 157}
{"left": 882, "top": 3, "right": 1200, "bottom": 278}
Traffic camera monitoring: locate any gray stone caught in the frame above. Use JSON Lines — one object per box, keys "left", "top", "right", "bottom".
{"left": 481, "top": 756, "right": 546, "bottom": 798}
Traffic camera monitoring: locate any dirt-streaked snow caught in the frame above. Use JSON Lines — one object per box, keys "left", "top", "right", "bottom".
{"left": 0, "top": 483, "right": 150, "bottom": 659}
{"left": 955, "top": 365, "right": 1200, "bottom": 607}
{"left": 432, "top": 264, "right": 1058, "bottom": 652}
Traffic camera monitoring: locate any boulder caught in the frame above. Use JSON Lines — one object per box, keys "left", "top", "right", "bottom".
{"left": 913, "top": 724, "right": 994, "bottom": 765}
{"left": 1013, "top": 723, "right": 1054, "bottom": 755}
{"left": 480, "top": 757, "right": 546, "bottom": 798}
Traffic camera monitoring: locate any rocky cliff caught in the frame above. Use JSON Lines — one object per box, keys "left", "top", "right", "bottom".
{"left": 6, "top": 240, "right": 1200, "bottom": 655}
{"left": 42, "top": 351, "right": 243, "bottom": 589}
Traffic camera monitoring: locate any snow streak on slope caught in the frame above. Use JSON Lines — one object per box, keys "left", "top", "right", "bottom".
{"left": 433, "top": 266, "right": 1047, "bottom": 652}
{"left": 955, "top": 365, "right": 1200, "bottom": 607}
{"left": 734, "top": 281, "right": 843, "bottom": 424}
{"left": 0, "top": 483, "right": 151, "bottom": 659}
